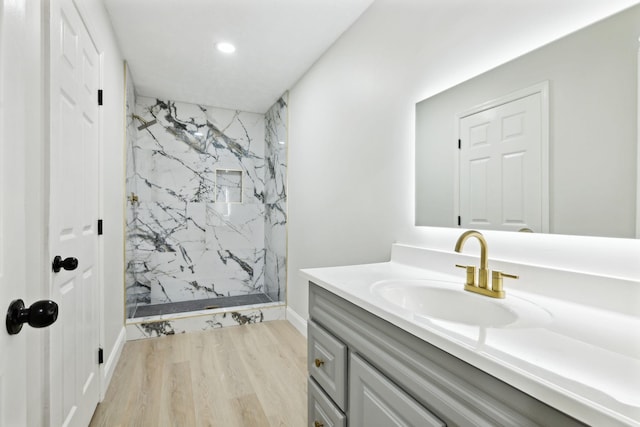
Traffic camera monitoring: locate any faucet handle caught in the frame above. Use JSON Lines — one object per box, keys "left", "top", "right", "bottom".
{"left": 491, "top": 270, "right": 519, "bottom": 293}
{"left": 455, "top": 264, "right": 476, "bottom": 287}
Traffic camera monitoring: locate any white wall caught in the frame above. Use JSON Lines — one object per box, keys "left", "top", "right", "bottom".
{"left": 75, "top": 0, "right": 126, "bottom": 394}
{"left": 287, "top": 0, "right": 640, "bottom": 321}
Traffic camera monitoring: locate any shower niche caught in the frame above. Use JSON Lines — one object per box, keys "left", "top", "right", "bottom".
{"left": 124, "top": 65, "right": 288, "bottom": 339}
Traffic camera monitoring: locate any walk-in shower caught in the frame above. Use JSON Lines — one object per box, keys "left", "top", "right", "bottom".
{"left": 124, "top": 65, "right": 287, "bottom": 337}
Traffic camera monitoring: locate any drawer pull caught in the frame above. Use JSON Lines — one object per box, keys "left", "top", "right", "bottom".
{"left": 314, "top": 358, "right": 325, "bottom": 368}
{"left": 314, "top": 421, "right": 324, "bottom": 427}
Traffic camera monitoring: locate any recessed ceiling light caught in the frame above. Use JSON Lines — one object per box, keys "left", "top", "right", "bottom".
{"left": 216, "top": 42, "right": 236, "bottom": 54}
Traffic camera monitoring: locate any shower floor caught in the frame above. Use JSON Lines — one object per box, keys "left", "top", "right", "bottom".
{"left": 129, "top": 293, "right": 274, "bottom": 319}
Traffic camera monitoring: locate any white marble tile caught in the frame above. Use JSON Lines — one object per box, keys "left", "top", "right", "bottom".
{"left": 126, "top": 304, "right": 286, "bottom": 340}
{"left": 264, "top": 94, "right": 288, "bottom": 301}
{"left": 205, "top": 203, "right": 265, "bottom": 249}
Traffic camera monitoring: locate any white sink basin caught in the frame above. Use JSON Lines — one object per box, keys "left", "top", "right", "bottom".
{"left": 372, "top": 279, "right": 551, "bottom": 328}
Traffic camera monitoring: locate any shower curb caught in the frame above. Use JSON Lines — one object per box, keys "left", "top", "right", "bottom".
{"left": 124, "top": 302, "right": 286, "bottom": 340}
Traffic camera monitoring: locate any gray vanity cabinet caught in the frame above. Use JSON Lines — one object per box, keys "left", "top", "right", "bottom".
{"left": 308, "top": 282, "right": 586, "bottom": 427}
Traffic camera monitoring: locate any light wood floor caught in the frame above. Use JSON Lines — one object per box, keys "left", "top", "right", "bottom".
{"left": 90, "top": 320, "right": 308, "bottom": 427}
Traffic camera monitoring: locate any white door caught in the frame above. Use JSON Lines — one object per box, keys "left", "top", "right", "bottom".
{"left": 49, "top": 0, "right": 101, "bottom": 425}
{"left": 0, "top": 0, "right": 29, "bottom": 424}
{"left": 459, "top": 88, "right": 547, "bottom": 232}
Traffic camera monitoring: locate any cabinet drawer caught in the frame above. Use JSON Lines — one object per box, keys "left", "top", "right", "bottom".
{"left": 350, "top": 353, "right": 446, "bottom": 427}
{"left": 308, "top": 320, "right": 347, "bottom": 409}
{"left": 308, "top": 377, "right": 346, "bottom": 427}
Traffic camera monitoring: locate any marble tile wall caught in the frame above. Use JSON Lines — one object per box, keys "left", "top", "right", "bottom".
{"left": 125, "top": 94, "right": 287, "bottom": 318}
{"left": 264, "top": 94, "right": 288, "bottom": 302}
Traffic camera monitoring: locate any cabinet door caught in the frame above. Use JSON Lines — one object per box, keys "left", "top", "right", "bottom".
{"left": 308, "top": 321, "right": 348, "bottom": 409}
{"left": 350, "top": 354, "right": 446, "bottom": 427}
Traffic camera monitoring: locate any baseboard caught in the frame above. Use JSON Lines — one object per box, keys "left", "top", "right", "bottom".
{"left": 286, "top": 306, "right": 307, "bottom": 338}
{"left": 99, "top": 326, "right": 126, "bottom": 400}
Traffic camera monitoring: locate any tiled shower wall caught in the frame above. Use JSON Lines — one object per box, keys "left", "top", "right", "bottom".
{"left": 125, "top": 85, "right": 287, "bottom": 317}
{"left": 264, "top": 97, "right": 288, "bottom": 302}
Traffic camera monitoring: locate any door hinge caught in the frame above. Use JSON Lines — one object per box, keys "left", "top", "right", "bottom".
{"left": 457, "top": 215, "right": 461, "bottom": 226}
{"left": 98, "top": 219, "right": 103, "bottom": 235}
{"left": 98, "top": 89, "right": 103, "bottom": 106}
{"left": 458, "top": 139, "right": 461, "bottom": 149}
{"left": 98, "top": 348, "right": 104, "bottom": 364}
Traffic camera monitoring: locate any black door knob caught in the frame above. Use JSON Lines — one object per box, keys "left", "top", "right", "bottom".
{"left": 52, "top": 256, "right": 78, "bottom": 273}
{"left": 6, "top": 299, "right": 58, "bottom": 335}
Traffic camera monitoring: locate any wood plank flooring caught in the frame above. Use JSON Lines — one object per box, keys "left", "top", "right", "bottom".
{"left": 90, "top": 320, "right": 308, "bottom": 427}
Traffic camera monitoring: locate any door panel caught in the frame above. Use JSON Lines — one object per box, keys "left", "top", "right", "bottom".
{"left": 469, "top": 156, "right": 490, "bottom": 226}
{"left": 502, "top": 151, "right": 526, "bottom": 225}
{"left": 50, "top": 0, "right": 100, "bottom": 425}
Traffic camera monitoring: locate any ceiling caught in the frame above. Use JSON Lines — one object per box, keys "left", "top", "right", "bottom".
{"left": 103, "top": 0, "right": 640, "bottom": 114}
{"left": 102, "top": 0, "right": 375, "bottom": 113}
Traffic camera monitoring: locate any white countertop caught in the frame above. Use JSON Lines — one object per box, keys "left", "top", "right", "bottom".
{"left": 301, "top": 246, "right": 640, "bottom": 427}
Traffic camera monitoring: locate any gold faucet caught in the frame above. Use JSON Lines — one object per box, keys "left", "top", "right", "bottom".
{"left": 454, "top": 230, "right": 518, "bottom": 298}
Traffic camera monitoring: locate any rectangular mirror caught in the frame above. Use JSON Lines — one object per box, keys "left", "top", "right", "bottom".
{"left": 415, "top": 4, "right": 639, "bottom": 238}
